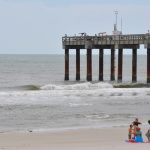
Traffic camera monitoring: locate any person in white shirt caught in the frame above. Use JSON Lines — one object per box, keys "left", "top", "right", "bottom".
{"left": 146, "top": 120, "right": 150, "bottom": 142}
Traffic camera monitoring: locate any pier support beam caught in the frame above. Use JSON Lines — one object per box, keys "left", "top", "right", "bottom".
{"left": 64, "top": 49, "right": 69, "bottom": 80}
{"left": 87, "top": 49, "right": 92, "bottom": 81}
{"left": 99, "top": 49, "right": 103, "bottom": 81}
{"left": 110, "top": 48, "right": 115, "bottom": 81}
{"left": 76, "top": 49, "right": 80, "bottom": 81}
{"left": 118, "top": 49, "right": 123, "bottom": 82}
{"left": 147, "top": 48, "right": 150, "bottom": 83}
{"left": 132, "top": 48, "right": 137, "bottom": 82}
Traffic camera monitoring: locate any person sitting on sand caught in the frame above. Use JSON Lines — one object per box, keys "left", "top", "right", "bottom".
{"left": 128, "top": 124, "right": 134, "bottom": 141}
{"left": 145, "top": 120, "right": 150, "bottom": 142}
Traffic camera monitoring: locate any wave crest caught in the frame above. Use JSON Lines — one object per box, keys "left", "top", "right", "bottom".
{"left": 40, "top": 82, "right": 113, "bottom": 90}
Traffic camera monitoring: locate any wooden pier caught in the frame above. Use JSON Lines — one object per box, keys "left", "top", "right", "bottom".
{"left": 62, "top": 34, "right": 150, "bottom": 82}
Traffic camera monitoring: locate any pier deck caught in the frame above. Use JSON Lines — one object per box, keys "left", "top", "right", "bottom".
{"left": 63, "top": 34, "right": 150, "bottom": 49}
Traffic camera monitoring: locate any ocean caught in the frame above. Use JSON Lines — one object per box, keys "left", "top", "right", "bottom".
{"left": 0, "top": 54, "right": 149, "bottom": 132}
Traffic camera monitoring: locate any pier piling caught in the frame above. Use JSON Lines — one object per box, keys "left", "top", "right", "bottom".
{"left": 147, "top": 48, "right": 150, "bottom": 83}
{"left": 87, "top": 49, "right": 92, "bottom": 81}
{"left": 65, "top": 49, "right": 69, "bottom": 80}
{"left": 99, "top": 49, "right": 104, "bottom": 81}
{"left": 111, "top": 48, "right": 115, "bottom": 81}
{"left": 132, "top": 48, "right": 137, "bottom": 82}
{"left": 118, "top": 48, "right": 123, "bottom": 82}
{"left": 76, "top": 49, "right": 80, "bottom": 81}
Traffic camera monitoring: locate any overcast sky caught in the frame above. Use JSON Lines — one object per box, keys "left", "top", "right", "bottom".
{"left": 0, "top": 0, "right": 150, "bottom": 54}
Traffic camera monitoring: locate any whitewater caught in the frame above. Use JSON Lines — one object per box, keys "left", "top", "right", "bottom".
{"left": 0, "top": 82, "right": 150, "bottom": 132}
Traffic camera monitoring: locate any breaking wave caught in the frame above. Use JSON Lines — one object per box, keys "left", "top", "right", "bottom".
{"left": 6, "top": 82, "right": 150, "bottom": 91}
{"left": 18, "top": 85, "right": 40, "bottom": 90}
{"left": 40, "top": 82, "right": 113, "bottom": 90}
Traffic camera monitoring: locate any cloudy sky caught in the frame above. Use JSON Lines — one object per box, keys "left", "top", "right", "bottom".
{"left": 0, "top": 0, "right": 150, "bottom": 54}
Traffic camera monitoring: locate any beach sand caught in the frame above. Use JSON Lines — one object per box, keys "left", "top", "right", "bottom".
{"left": 0, "top": 127, "right": 149, "bottom": 150}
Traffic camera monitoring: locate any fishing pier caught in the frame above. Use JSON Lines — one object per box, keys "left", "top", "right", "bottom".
{"left": 62, "top": 33, "right": 150, "bottom": 83}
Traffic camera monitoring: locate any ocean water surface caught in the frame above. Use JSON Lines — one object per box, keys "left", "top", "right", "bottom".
{"left": 0, "top": 54, "right": 149, "bottom": 132}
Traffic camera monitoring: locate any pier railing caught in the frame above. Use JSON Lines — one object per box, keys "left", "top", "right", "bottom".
{"left": 62, "top": 34, "right": 150, "bottom": 48}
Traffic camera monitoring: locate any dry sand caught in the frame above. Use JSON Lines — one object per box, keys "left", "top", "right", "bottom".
{"left": 0, "top": 127, "right": 149, "bottom": 150}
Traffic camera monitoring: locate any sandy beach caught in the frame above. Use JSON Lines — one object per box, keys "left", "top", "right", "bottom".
{"left": 0, "top": 127, "right": 149, "bottom": 150}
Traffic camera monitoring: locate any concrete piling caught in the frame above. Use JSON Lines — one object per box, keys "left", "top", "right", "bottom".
{"left": 87, "top": 49, "right": 92, "bottom": 81}
{"left": 76, "top": 49, "right": 80, "bottom": 81}
{"left": 118, "top": 49, "right": 123, "bottom": 82}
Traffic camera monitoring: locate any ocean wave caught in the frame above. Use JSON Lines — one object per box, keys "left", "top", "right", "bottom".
{"left": 85, "top": 114, "right": 110, "bottom": 120}
{"left": 40, "top": 82, "right": 113, "bottom": 90}
{"left": 4, "top": 82, "right": 150, "bottom": 92}
{"left": 0, "top": 85, "right": 40, "bottom": 91}
{"left": 18, "top": 85, "right": 40, "bottom": 90}
{"left": 114, "top": 83, "right": 150, "bottom": 88}
{"left": 85, "top": 113, "right": 137, "bottom": 122}
{"left": 69, "top": 103, "right": 92, "bottom": 107}
{"left": 0, "top": 87, "right": 150, "bottom": 98}
{"left": 0, "top": 87, "right": 150, "bottom": 106}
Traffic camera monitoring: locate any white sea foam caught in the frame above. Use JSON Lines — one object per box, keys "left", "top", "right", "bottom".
{"left": 40, "top": 82, "right": 113, "bottom": 90}
{"left": 86, "top": 114, "right": 110, "bottom": 120}
{"left": 0, "top": 87, "right": 150, "bottom": 105}
{"left": 69, "top": 102, "right": 93, "bottom": 107}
